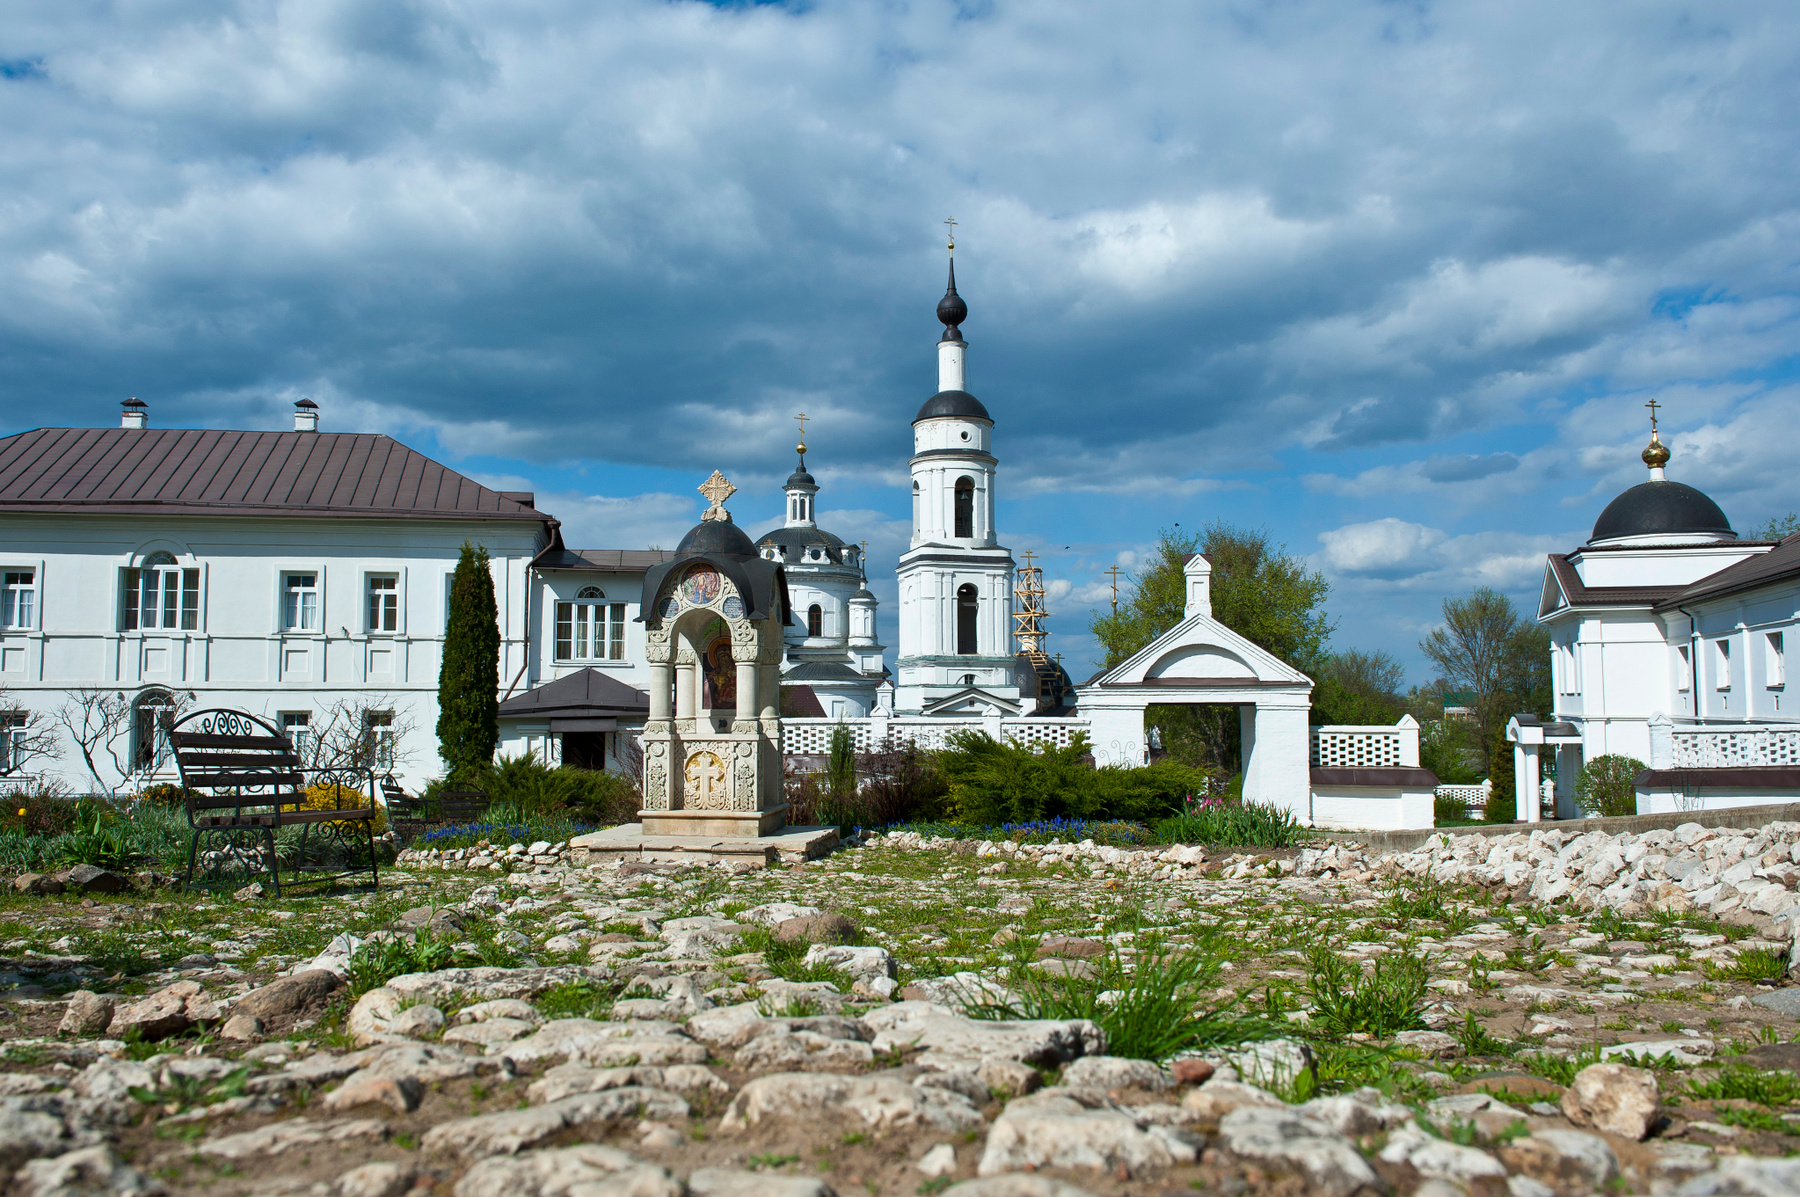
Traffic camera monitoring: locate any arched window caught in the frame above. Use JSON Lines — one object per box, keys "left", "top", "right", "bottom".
{"left": 807, "top": 604, "right": 823, "bottom": 638}
{"left": 956, "top": 584, "right": 978, "bottom": 655}
{"left": 124, "top": 552, "right": 199, "bottom": 631}
{"left": 912, "top": 481, "right": 920, "bottom": 529}
{"left": 131, "top": 689, "right": 176, "bottom": 772}
{"left": 557, "top": 585, "right": 624, "bottom": 661}
{"left": 954, "top": 477, "right": 975, "bottom": 538}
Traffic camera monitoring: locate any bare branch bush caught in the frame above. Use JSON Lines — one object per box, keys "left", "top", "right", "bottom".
{"left": 0, "top": 682, "right": 63, "bottom": 779}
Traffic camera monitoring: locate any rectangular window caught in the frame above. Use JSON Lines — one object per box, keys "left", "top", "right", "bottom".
{"left": 122, "top": 564, "right": 198, "bottom": 630}
{"left": 1769, "top": 632, "right": 1787, "bottom": 688}
{"left": 367, "top": 575, "right": 398, "bottom": 633}
{"left": 554, "top": 597, "right": 627, "bottom": 662}
{"left": 281, "top": 711, "right": 311, "bottom": 761}
{"left": 284, "top": 573, "right": 319, "bottom": 631}
{"left": 1, "top": 571, "right": 34, "bottom": 629}
{"left": 1715, "top": 639, "right": 1732, "bottom": 690}
{"left": 1677, "top": 645, "right": 1692, "bottom": 691}
{"left": 365, "top": 710, "right": 395, "bottom": 770}
{"left": 0, "top": 711, "right": 25, "bottom": 773}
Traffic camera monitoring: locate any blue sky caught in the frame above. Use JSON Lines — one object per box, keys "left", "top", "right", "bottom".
{"left": 4, "top": 1, "right": 1800, "bottom": 680}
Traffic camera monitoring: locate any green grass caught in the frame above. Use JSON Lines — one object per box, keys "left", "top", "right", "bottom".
{"left": 964, "top": 931, "right": 1280, "bottom": 1062}
{"left": 1449, "top": 1011, "right": 1511, "bottom": 1057}
{"left": 534, "top": 980, "right": 620, "bottom": 1021}
{"left": 1686, "top": 1065, "right": 1800, "bottom": 1109}
{"left": 1150, "top": 802, "right": 1303, "bottom": 849}
{"left": 1702, "top": 949, "right": 1790, "bottom": 984}
{"left": 1517, "top": 1044, "right": 1604, "bottom": 1086}
{"left": 1711, "top": 1106, "right": 1791, "bottom": 1133}
{"left": 1302, "top": 945, "right": 1428, "bottom": 1037}
{"left": 738, "top": 925, "right": 857, "bottom": 986}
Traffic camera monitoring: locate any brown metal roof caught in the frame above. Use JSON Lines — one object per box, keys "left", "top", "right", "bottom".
{"left": 1656, "top": 534, "right": 1800, "bottom": 609}
{"left": 536, "top": 548, "right": 678, "bottom": 572}
{"left": 1542, "top": 554, "right": 1682, "bottom": 612}
{"left": 0, "top": 427, "right": 553, "bottom": 523}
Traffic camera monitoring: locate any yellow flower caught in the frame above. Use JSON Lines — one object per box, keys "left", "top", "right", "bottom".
{"left": 15, "top": 809, "right": 24, "bottom": 817}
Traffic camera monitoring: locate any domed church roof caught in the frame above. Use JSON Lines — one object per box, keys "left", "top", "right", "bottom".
{"left": 1591, "top": 481, "right": 1734, "bottom": 544}
{"left": 675, "top": 518, "right": 758, "bottom": 558}
{"left": 915, "top": 389, "right": 991, "bottom": 423}
{"left": 1589, "top": 412, "right": 1734, "bottom": 545}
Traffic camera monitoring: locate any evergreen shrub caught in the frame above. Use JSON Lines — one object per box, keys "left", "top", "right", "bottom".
{"left": 437, "top": 541, "right": 499, "bottom": 779}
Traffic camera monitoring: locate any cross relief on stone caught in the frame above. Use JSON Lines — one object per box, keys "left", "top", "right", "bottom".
{"left": 685, "top": 751, "right": 726, "bottom": 807}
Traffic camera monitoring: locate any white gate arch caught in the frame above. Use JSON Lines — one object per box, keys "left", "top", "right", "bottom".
{"left": 1075, "top": 553, "right": 1314, "bottom": 820}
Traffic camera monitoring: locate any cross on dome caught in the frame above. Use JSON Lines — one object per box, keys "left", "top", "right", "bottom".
{"left": 698, "top": 470, "right": 737, "bottom": 522}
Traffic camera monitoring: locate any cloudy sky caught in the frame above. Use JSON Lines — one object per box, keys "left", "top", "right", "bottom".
{"left": 5, "top": 1, "right": 1799, "bottom": 679}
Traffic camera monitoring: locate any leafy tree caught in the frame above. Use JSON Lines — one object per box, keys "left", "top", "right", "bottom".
{"left": 1418, "top": 587, "right": 1551, "bottom": 813}
{"left": 1753, "top": 512, "right": 1800, "bottom": 541}
{"left": 437, "top": 541, "right": 499, "bottom": 779}
{"left": 1311, "top": 648, "right": 1406, "bottom": 726}
{"left": 1575, "top": 754, "right": 1645, "bottom": 818}
{"left": 1090, "top": 524, "right": 1333, "bottom": 672}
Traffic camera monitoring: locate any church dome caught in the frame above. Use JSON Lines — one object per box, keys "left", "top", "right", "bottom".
{"left": 915, "top": 389, "right": 991, "bottom": 423}
{"left": 786, "top": 465, "right": 816, "bottom": 488}
{"left": 675, "top": 518, "right": 758, "bottom": 558}
{"left": 1590, "top": 480, "right": 1734, "bottom": 545}
{"left": 758, "top": 525, "right": 848, "bottom": 563}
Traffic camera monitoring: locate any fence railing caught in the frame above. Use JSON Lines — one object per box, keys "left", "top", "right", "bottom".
{"left": 780, "top": 716, "right": 1091, "bottom": 757}
{"left": 1435, "top": 780, "right": 1492, "bottom": 818}
{"left": 1669, "top": 727, "right": 1800, "bottom": 769}
{"left": 1310, "top": 715, "right": 1421, "bottom": 769}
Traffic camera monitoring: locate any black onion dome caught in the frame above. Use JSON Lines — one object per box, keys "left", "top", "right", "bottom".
{"left": 675, "top": 518, "right": 758, "bottom": 558}
{"left": 785, "top": 466, "right": 816, "bottom": 489}
{"left": 937, "top": 259, "right": 967, "bottom": 340}
{"left": 756, "top": 526, "right": 847, "bottom": 563}
{"left": 1591, "top": 481, "right": 1734, "bottom": 544}
{"left": 915, "top": 389, "right": 991, "bottom": 423}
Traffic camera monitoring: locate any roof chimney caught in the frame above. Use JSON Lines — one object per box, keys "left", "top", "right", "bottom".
{"left": 294, "top": 397, "right": 319, "bottom": 432}
{"left": 120, "top": 397, "right": 147, "bottom": 430}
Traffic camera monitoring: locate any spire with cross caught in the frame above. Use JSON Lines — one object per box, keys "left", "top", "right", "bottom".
{"left": 1641, "top": 397, "right": 1670, "bottom": 476}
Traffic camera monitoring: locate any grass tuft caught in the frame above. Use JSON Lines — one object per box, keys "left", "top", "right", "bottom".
{"left": 1302, "top": 945, "right": 1428, "bottom": 1038}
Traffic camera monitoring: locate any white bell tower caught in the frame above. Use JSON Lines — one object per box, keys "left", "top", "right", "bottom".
{"left": 894, "top": 231, "right": 1020, "bottom": 715}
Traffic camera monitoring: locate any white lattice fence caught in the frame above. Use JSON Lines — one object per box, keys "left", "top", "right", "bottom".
{"left": 1435, "top": 781, "right": 1492, "bottom": 817}
{"left": 1311, "top": 727, "right": 1404, "bottom": 768}
{"left": 780, "top": 720, "right": 878, "bottom": 756}
{"left": 781, "top": 716, "right": 1089, "bottom": 755}
{"left": 1672, "top": 728, "right": 1800, "bottom": 769}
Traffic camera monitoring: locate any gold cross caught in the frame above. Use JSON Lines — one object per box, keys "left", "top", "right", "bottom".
{"left": 1105, "top": 565, "right": 1124, "bottom": 613}
{"left": 795, "top": 411, "right": 809, "bottom": 446}
{"left": 698, "top": 470, "right": 736, "bottom": 521}
{"left": 944, "top": 216, "right": 956, "bottom": 250}
{"left": 1021, "top": 549, "right": 1036, "bottom": 569}
{"left": 1645, "top": 396, "right": 1660, "bottom": 435}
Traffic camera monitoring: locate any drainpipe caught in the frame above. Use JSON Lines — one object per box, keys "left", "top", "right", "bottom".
{"left": 1679, "top": 607, "right": 1699, "bottom": 720}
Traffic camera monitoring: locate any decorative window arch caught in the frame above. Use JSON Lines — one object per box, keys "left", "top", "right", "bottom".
{"left": 557, "top": 587, "right": 625, "bottom": 661}
{"left": 807, "top": 604, "right": 824, "bottom": 638}
{"left": 954, "top": 477, "right": 975, "bottom": 538}
{"left": 124, "top": 552, "right": 198, "bottom": 631}
{"left": 956, "top": 584, "right": 979, "bottom": 655}
{"left": 131, "top": 689, "right": 177, "bottom": 772}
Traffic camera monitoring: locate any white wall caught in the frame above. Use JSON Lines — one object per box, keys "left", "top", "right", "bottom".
{"left": 0, "top": 512, "right": 547, "bottom": 793}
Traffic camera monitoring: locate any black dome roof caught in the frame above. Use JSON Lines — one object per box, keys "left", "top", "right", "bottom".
{"left": 786, "top": 467, "right": 816, "bottom": 489}
{"left": 915, "top": 389, "right": 991, "bottom": 423}
{"left": 1591, "top": 480, "right": 1734, "bottom": 544}
{"left": 674, "top": 518, "right": 758, "bottom": 558}
{"left": 756, "top": 526, "right": 847, "bottom": 561}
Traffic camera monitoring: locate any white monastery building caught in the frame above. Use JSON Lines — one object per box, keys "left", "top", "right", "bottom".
{"left": 1527, "top": 410, "right": 1800, "bottom": 816}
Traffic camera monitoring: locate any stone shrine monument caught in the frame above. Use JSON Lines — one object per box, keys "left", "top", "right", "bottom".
{"left": 636, "top": 470, "right": 792, "bottom": 836}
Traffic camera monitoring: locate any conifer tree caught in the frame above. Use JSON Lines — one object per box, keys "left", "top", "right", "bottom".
{"left": 438, "top": 541, "right": 499, "bottom": 779}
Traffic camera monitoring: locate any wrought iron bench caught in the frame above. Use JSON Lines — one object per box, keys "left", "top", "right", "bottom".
{"left": 169, "top": 709, "right": 379, "bottom": 895}
{"left": 379, "top": 775, "right": 490, "bottom": 839}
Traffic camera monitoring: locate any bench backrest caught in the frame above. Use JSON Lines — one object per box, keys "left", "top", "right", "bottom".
{"left": 168, "top": 711, "right": 305, "bottom": 818}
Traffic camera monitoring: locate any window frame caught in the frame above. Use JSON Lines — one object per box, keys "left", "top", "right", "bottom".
{"left": 1715, "top": 638, "right": 1732, "bottom": 691}
{"left": 955, "top": 583, "right": 979, "bottom": 655}
{"left": 0, "top": 710, "right": 26, "bottom": 774}
{"left": 1676, "top": 644, "right": 1692, "bottom": 691}
{"left": 122, "top": 553, "right": 200, "bottom": 632}
{"left": 554, "top": 586, "right": 627, "bottom": 663}
{"left": 1768, "top": 631, "right": 1787, "bottom": 689}
{"left": 283, "top": 571, "right": 321, "bottom": 633}
{"left": 953, "top": 476, "right": 975, "bottom": 539}
{"left": 366, "top": 573, "right": 400, "bottom": 634}
{"left": 806, "top": 604, "right": 823, "bottom": 639}
{"left": 280, "top": 711, "right": 313, "bottom": 762}
{"left": 1, "top": 568, "right": 36, "bottom": 631}
{"left": 364, "top": 710, "right": 396, "bottom": 771}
